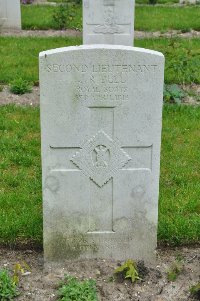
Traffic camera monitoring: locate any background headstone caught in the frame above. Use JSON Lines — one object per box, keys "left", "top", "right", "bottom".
{"left": 40, "top": 45, "right": 164, "bottom": 263}
{"left": 179, "top": 0, "right": 197, "bottom": 3}
{"left": 34, "top": 0, "right": 49, "bottom": 3}
{"left": 83, "top": 0, "right": 135, "bottom": 46}
{"left": 0, "top": 0, "right": 21, "bottom": 30}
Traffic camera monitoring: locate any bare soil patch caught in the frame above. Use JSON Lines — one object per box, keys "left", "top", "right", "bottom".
{"left": 0, "top": 29, "right": 200, "bottom": 39}
{"left": 0, "top": 86, "right": 40, "bottom": 106}
{"left": 0, "top": 29, "right": 82, "bottom": 38}
{"left": 0, "top": 246, "right": 199, "bottom": 301}
{"left": 134, "top": 30, "right": 200, "bottom": 39}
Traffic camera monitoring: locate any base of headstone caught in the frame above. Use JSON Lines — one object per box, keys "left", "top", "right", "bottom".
{"left": 179, "top": 0, "right": 197, "bottom": 3}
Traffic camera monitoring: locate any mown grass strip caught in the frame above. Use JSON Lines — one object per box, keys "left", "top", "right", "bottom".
{"left": 21, "top": 5, "right": 200, "bottom": 32}
{"left": 159, "top": 105, "right": 200, "bottom": 245}
{"left": 0, "top": 105, "right": 42, "bottom": 248}
{"left": 0, "top": 105, "right": 199, "bottom": 247}
{"left": 136, "top": 6, "right": 200, "bottom": 32}
{"left": 0, "top": 37, "right": 199, "bottom": 84}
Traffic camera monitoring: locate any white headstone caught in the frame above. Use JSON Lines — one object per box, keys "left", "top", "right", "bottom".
{"left": 83, "top": 0, "right": 135, "bottom": 46}
{"left": 40, "top": 45, "right": 164, "bottom": 263}
{"left": 179, "top": 0, "right": 197, "bottom": 3}
{"left": 0, "top": 0, "right": 21, "bottom": 30}
{"left": 34, "top": 0, "right": 48, "bottom": 3}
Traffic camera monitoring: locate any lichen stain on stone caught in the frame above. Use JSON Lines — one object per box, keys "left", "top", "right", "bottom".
{"left": 113, "top": 214, "right": 156, "bottom": 243}
{"left": 45, "top": 231, "right": 98, "bottom": 261}
{"left": 72, "top": 92, "right": 79, "bottom": 103}
{"left": 132, "top": 213, "right": 157, "bottom": 243}
{"left": 44, "top": 175, "right": 60, "bottom": 193}
{"left": 113, "top": 217, "right": 133, "bottom": 232}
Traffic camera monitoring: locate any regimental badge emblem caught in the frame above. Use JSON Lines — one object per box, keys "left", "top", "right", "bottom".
{"left": 71, "top": 130, "right": 131, "bottom": 187}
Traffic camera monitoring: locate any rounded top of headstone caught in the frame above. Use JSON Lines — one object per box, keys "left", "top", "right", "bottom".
{"left": 39, "top": 45, "right": 164, "bottom": 59}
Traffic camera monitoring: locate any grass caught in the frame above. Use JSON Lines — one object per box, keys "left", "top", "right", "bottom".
{"left": 21, "top": 5, "right": 200, "bottom": 31}
{"left": 0, "top": 269, "right": 19, "bottom": 300}
{"left": 167, "top": 260, "right": 183, "bottom": 281}
{"left": 135, "top": 6, "right": 200, "bottom": 32}
{"left": 0, "top": 37, "right": 80, "bottom": 84}
{"left": 57, "top": 275, "right": 97, "bottom": 301}
{"left": 0, "top": 105, "right": 199, "bottom": 247}
{"left": 0, "top": 37, "right": 199, "bottom": 85}
{"left": 21, "top": 4, "right": 82, "bottom": 30}
{"left": 159, "top": 105, "right": 200, "bottom": 245}
{"left": 0, "top": 105, "right": 42, "bottom": 248}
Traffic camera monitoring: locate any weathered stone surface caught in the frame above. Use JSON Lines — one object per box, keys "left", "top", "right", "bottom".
{"left": 83, "top": 0, "right": 135, "bottom": 46}
{"left": 0, "top": 0, "right": 21, "bottom": 30}
{"left": 39, "top": 45, "right": 164, "bottom": 263}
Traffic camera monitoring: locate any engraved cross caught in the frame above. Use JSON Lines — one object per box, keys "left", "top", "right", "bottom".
{"left": 50, "top": 102, "right": 152, "bottom": 234}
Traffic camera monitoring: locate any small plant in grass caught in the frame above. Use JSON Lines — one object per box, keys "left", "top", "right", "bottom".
{"left": 181, "top": 28, "right": 191, "bottom": 33}
{"left": 57, "top": 275, "right": 98, "bottom": 301}
{"left": 0, "top": 269, "right": 19, "bottom": 300}
{"left": 0, "top": 85, "right": 4, "bottom": 92}
{"left": 166, "top": 40, "right": 200, "bottom": 84}
{"left": 114, "top": 259, "right": 141, "bottom": 283}
{"left": 52, "top": 4, "right": 70, "bottom": 29}
{"left": 190, "top": 282, "right": 200, "bottom": 300}
{"left": 9, "top": 78, "right": 32, "bottom": 95}
{"left": 164, "top": 84, "right": 186, "bottom": 104}
{"left": 167, "top": 260, "right": 183, "bottom": 281}
{"left": 148, "top": 0, "right": 157, "bottom": 4}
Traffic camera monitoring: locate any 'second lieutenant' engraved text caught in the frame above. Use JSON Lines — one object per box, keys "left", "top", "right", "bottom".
{"left": 46, "top": 64, "right": 158, "bottom": 73}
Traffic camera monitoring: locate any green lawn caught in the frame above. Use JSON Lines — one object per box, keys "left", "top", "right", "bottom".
{"left": 0, "top": 105, "right": 199, "bottom": 248}
{"left": 136, "top": 6, "right": 200, "bottom": 31}
{"left": 21, "top": 4, "right": 82, "bottom": 30}
{"left": 21, "top": 5, "right": 200, "bottom": 31}
{"left": 0, "top": 106, "right": 42, "bottom": 248}
{"left": 0, "top": 37, "right": 199, "bottom": 85}
{"left": 159, "top": 105, "right": 200, "bottom": 245}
